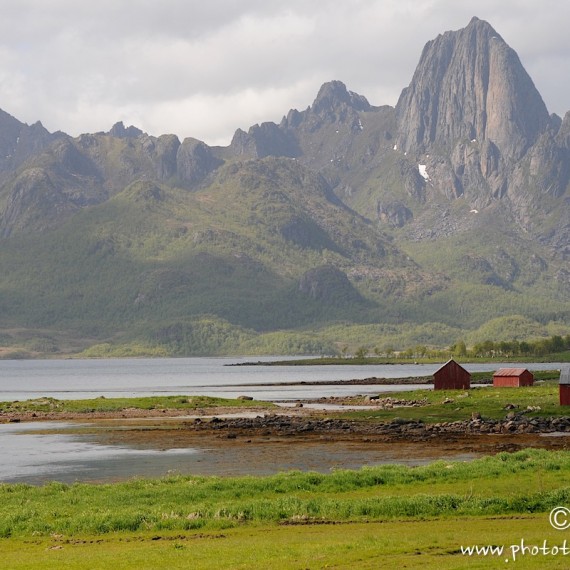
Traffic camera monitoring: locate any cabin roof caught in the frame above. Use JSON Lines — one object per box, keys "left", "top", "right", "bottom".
{"left": 434, "top": 359, "right": 470, "bottom": 375}
{"left": 493, "top": 368, "right": 529, "bottom": 377}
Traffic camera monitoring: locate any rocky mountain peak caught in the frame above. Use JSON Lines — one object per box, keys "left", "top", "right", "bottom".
{"left": 108, "top": 121, "right": 143, "bottom": 138}
{"left": 0, "top": 111, "right": 55, "bottom": 176}
{"left": 0, "top": 109, "right": 25, "bottom": 163}
{"left": 395, "top": 17, "right": 550, "bottom": 161}
{"left": 311, "top": 81, "right": 371, "bottom": 115}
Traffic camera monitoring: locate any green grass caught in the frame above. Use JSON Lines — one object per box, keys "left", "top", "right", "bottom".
{"left": 2, "top": 516, "right": 569, "bottom": 569}
{"left": 0, "top": 449, "right": 569, "bottom": 539}
{"left": 3, "top": 449, "right": 570, "bottom": 567}
{"left": 0, "top": 395, "right": 274, "bottom": 414}
{"left": 342, "top": 379, "right": 564, "bottom": 422}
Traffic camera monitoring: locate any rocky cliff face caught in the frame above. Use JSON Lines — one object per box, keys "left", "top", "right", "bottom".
{"left": 214, "top": 20, "right": 568, "bottom": 247}
{"left": 227, "top": 80, "right": 371, "bottom": 166}
{"left": 0, "top": 18, "right": 567, "bottom": 258}
{"left": 396, "top": 17, "right": 551, "bottom": 161}
{"left": 392, "top": 17, "right": 561, "bottom": 211}
{"left": 0, "top": 110, "right": 56, "bottom": 183}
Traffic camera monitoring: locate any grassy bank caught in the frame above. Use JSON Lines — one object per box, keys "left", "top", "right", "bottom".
{"left": 2, "top": 449, "right": 570, "bottom": 537}
{"left": 2, "top": 449, "right": 570, "bottom": 568}
{"left": 343, "top": 380, "right": 564, "bottom": 422}
{"left": 0, "top": 395, "right": 273, "bottom": 415}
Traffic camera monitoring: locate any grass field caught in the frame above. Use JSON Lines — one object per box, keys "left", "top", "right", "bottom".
{"left": 3, "top": 516, "right": 569, "bottom": 570}
{"left": 3, "top": 382, "right": 570, "bottom": 568}
{"left": 2, "top": 449, "right": 570, "bottom": 568}
{"left": 342, "top": 377, "right": 564, "bottom": 422}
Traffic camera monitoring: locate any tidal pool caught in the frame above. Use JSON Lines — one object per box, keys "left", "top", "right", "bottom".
{"left": 1, "top": 419, "right": 481, "bottom": 485}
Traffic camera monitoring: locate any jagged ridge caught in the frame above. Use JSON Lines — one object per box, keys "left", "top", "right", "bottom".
{"left": 0, "top": 17, "right": 568, "bottom": 355}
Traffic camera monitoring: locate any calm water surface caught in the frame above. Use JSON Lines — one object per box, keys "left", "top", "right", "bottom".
{"left": 0, "top": 358, "right": 564, "bottom": 484}
{"left": 0, "top": 357, "right": 563, "bottom": 401}
{"left": 0, "top": 420, "right": 481, "bottom": 485}
{"left": 0, "top": 421, "right": 200, "bottom": 484}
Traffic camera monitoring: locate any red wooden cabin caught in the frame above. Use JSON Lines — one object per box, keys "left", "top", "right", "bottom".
{"left": 493, "top": 368, "right": 534, "bottom": 387}
{"left": 433, "top": 359, "right": 471, "bottom": 390}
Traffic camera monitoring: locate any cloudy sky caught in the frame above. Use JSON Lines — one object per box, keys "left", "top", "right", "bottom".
{"left": 1, "top": 0, "right": 569, "bottom": 146}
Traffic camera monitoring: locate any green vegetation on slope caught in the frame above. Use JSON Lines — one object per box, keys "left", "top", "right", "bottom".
{"left": 0, "top": 157, "right": 567, "bottom": 358}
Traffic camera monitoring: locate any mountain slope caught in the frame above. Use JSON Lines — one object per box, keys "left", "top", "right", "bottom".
{"left": 0, "top": 158, "right": 442, "bottom": 350}
{"left": 0, "top": 17, "right": 568, "bottom": 356}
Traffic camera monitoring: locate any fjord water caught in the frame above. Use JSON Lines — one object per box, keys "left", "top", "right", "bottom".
{"left": 0, "top": 357, "right": 563, "bottom": 402}
{"left": 0, "top": 358, "right": 564, "bottom": 484}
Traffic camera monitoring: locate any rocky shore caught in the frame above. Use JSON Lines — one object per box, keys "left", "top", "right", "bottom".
{"left": 4, "top": 402, "right": 570, "bottom": 440}
{"left": 2, "top": 396, "right": 569, "bottom": 448}
{"left": 183, "top": 412, "right": 570, "bottom": 441}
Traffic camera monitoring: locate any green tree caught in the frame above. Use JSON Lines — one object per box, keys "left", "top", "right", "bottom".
{"left": 355, "top": 346, "right": 368, "bottom": 359}
{"left": 452, "top": 340, "right": 467, "bottom": 357}
{"left": 550, "top": 335, "right": 565, "bottom": 353}
{"left": 414, "top": 345, "right": 427, "bottom": 358}
{"left": 519, "top": 341, "right": 531, "bottom": 355}
{"left": 498, "top": 341, "right": 513, "bottom": 357}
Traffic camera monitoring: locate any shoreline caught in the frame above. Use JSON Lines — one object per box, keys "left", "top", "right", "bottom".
{"left": 2, "top": 380, "right": 568, "bottom": 466}
{"left": 2, "top": 395, "right": 570, "bottom": 484}
{"left": 3, "top": 400, "right": 570, "bottom": 439}
{"left": 3, "top": 408, "right": 570, "bottom": 473}
{"left": 185, "top": 376, "right": 437, "bottom": 387}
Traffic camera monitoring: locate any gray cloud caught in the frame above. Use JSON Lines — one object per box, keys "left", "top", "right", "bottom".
{"left": 0, "top": 0, "right": 568, "bottom": 145}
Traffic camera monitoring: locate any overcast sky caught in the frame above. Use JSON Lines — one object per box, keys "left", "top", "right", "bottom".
{"left": 1, "top": 0, "right": 569, "bottom": 146}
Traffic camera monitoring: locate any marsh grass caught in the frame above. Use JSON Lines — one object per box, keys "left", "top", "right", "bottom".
{"left": 1, "top": 449, "right": 570, "bottom": 538}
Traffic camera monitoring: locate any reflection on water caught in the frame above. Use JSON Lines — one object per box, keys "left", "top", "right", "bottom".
{"left": 0, "top": 422, "right": 200, "bottom": 484}
{"left": 1, "top": 420, "right": 480, "bottom": 485}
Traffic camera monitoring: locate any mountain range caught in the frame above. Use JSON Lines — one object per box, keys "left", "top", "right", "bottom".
{"left": 0, "top": 16, "right": 568, "bottom": 357}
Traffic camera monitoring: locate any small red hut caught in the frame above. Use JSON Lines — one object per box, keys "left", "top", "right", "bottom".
{"left": 433, "top": 359, "right": 471, "bottom": 390}
{"left": 493, "top": 368, "right": 534, "bottom": 387}
{"left": 560, "top": 367, "right": 570, "bottom": 406}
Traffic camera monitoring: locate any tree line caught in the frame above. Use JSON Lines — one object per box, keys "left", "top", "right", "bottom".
{"left": 349, "top": 334, "right": 570, "bottom": 360}
{"left": 450, "top": 335, "right": 570, "bottom": 358}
